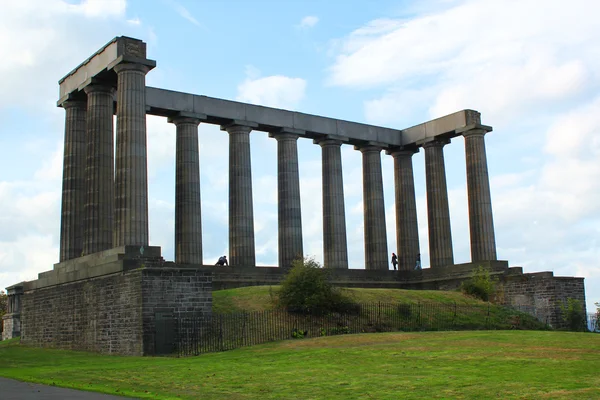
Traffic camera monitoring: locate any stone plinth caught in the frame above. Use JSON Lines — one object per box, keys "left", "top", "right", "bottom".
{"left": 19, "top": 261, "right": 212, "bottom": 356}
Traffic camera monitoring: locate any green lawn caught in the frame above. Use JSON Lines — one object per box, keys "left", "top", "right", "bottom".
{"left": 2, "top": 331, "right": 599, "bottom": 399}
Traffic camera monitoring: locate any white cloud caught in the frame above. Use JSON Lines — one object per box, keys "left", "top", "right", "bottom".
{"left": 298, "top": 16, "right": 319, "bottom": 29}
{"left": 127, "top": 17, "right": 141, "bottom": 25}
{"left": 173, "top": 2, "right": 201, "bottom": 27}
{"left": 75, "top": 0, "right": 127, "bottom": 18}
{"left": 236, "top": 67, "right": 307, "bottom": 110}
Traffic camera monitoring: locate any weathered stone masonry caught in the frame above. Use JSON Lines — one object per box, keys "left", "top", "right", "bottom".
{"left": 20, "top": 261, "right": 212, "bottom": 356}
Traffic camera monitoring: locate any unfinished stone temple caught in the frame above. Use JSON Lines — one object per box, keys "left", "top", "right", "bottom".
{"left": 2, "top": 37, "right": 586, "bottom": 354}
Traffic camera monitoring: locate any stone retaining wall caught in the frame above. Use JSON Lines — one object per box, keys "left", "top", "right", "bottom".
{"left": 20, "top": 266, "right": 212, "bottom": 355}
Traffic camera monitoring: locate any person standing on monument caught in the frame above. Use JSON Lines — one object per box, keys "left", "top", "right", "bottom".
{"left": 415, "top": 254, "right": 421, "bottom": 270}
{"left": 391, "top": 253, "right": 398, "bottom": 270}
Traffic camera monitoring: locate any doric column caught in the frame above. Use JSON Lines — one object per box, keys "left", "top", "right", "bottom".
{"left": 270, "top": 131, "right": 303, "bottom": 268}
{"left": 224, "top": 123, "right": 256, "bottom": 266}
{"left": 59, "top": 99, "right": 87, "bottom": 261}
{"left": 316, "top": 138, "right": 348, "bottom": 269}
{"left": 113, "top": 63, "right": 151, "bottom": 247}
{"left": 388, "top": 148, "right": 420, "bottom": 270}
{"left": 169, "top": 115, "right": 204, "bottom": 264}
{"left": 423, "top": 138, "right": 454, "bottom": 268}
{"left": 356, "top": 145, "right": 388, "bottom": 270}
{"left": 83, "top": 84, "right": 115, "bottom": 255}
{"left": 463, "top": 126, "right": 497, "bottom": 261}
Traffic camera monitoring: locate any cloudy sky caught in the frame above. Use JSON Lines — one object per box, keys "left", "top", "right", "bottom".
{"left": 1, "top": 0, "right": 598, "bottom": 312}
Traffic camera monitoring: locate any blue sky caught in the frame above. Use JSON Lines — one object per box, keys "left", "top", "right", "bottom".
{"left": 1, "top": 0, "right": 599, "bottom": 313}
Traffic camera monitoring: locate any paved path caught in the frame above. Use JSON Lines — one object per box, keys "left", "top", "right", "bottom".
{"left": 0, "top": 377, "right": 136, "bottom": 399}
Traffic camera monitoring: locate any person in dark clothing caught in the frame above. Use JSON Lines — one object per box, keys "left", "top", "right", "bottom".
{"left": 415, "top": 254, "right": 421, "bottom": 270}
{"left": 216, "top": 255, "right": 228, "bottom": 266}
{"left": 391, "top": 253, "right": 398, "bottom": 270}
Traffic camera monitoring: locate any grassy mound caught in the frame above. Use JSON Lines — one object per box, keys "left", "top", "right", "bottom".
{"left": 212, "top": 286, "right": 485, "bottom": 313}
{"left": 210, "top": 286, "right": 546, "bottom": 333}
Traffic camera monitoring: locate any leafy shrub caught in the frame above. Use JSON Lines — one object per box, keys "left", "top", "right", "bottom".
{"left": 278, "top": 257, "right": 358, "bottom": 314}
{"left": 559, "top": 298, "right": 586, "bottom": 331}
{"left": 291, "top": 328, "right": 307, "bottom": 339}
{"left": 329, "top": 326, "right": 350, "bottom": 335}
{"left": 461, "top": 266, "right": 497, "bottom": 302}
{"left": 0, "top": 290, "right": 6, "bottom": 318}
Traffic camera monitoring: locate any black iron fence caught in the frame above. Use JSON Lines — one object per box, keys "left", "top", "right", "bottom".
{"left": 155, "top": 302, "right": 551, "bottom": 356}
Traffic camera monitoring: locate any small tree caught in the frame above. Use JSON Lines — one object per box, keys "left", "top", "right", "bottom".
{"left": 559, "top": 298, "right": 586, "bottom": 332}
{"left": 277, "top": 257, "right": 356, "bottom": 314}
{"left": 594, "top": 302, "right": 600, "bottom": 332}
{"left": 0, "top": 290, "right": 7, "bottom": 318}
{"left": 461, "top": 266, "right": 497, "bottom": 302}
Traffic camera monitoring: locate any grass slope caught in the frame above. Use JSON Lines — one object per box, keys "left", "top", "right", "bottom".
{"left": 1, "top": 332, "right": 599, "bottom": 399}
{"left": 212, "top": 286, "right": 488, "bottom": 314}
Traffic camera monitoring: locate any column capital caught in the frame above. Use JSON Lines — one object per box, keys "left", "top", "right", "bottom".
{"left": 457, "top": 123, "right": 493, "bottom": 137}
{"left": 386, "top": 146, "right": 419, "bottom": 157}
{"left": 268, "top": 127, "right": 305, "bottom": 140}
{"left": 220, "top": 120, "right": 258, "bottom": 133}
{"left": 61, "top": 99, "right": 86, "bottom": 109}
{"left": 421, "top": 137, "right": 451, "bottom": 149}
{"left": 112, "top": 62, "right": 152, "bottom": 75}
{"left": 167, "top": 112, "right": 207, "bottom": 126}
{"left": 269, "top": 132, "right": 300, "bottom": 141}
{"left": 354, "top": 141, "right": 388, "bottom": 153}
{"left": 83, "top": 84, "right": 115, "bottom": 96}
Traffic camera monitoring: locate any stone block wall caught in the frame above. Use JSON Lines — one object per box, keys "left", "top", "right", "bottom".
{"left": 20, "top": 266, "right": 212, "bottom": 355}
{"left": 21, "top": 270, "right": 144, "bottom": 355}
{"left": 498, "top": 272, "right": 586, "bottom": 328}
{"left": 141, "top": 268, "right": 212, "bottom": 355}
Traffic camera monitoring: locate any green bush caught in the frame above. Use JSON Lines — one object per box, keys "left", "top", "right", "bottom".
{"left": 559, "top": 298, "right": 586, "bottom": 331}
{"left": 461, "top": 266, "right": 497, "bottom": 302}
{"left": 0, "top": 290, "right": 6, "bottom": 319}
{"left": 277, "top": 257, "right": 358, "bottom": 314}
